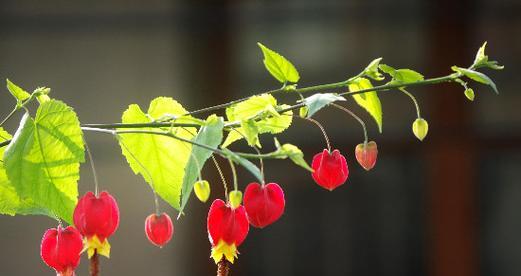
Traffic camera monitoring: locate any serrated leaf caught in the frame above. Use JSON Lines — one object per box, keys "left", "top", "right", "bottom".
{"left": 379, "top": 64, "right": 424, "bottom": 84}
{"left": 6, "top": 79, "right": 31, "bottom": 103}
{"left": 303, "top": 93, "right": 346, "bottom": 118}
{"left": 240, "top": 119, "right": 260, "bottom": 147}
{"left": 258, "top": 43, "right": 300, "bottom": 83}
{"left": 180, "top": 115, "right": 224, "bottom": 213}
{"left": 452, "top": 66, "right": 498, "bottom": 94}
{"left": 472, "top": 42, "right": 504, "bottom": 70}
{"left": 275, "top": 141, "right": 313, "bottom": 172}
{"left": 223, "top": 95, "right": 293, "bottom": 147}
{"left": 119, "top": 97, "right": 196, "bottom": 210}
{"left": 348, "top": 78, "right": 383, "bottom": 133}
{"left": 363, "top": 58, "right": 384, "bottom": 81}
{"left": 3, "top": 100, "right": 85, "bottom": 223}
{"left": 221, "top": 148, "right": 263, "bottom": 183}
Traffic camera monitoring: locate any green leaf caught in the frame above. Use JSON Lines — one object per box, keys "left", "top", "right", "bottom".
{"left": 348, "top": 78, "right": 383, "bottom": 133}
{"left": 3, "top": 100, "right": 85, "bottom": 223}
{"left": 452, "top": 66, "right": 498, "bottom": 94}
{"left": 119, "top": 97, "right": 196, "bottom": 210}
{"left": 273, "top": 139, "right": 313, "bottom": 172}
{"left": 179, "top": 115, "right": 224, "bottom": 213}
{"left": 6, "top": 79, "right": 31, "bottom": 103}
{"left": 221, "top": 148, "right": 263, "bottom": 183}
{"left": 363, "top": 58, "right": 385, "bottom": 81}
{"left": 222, "top": 95, "right": 293, "bottom": 147}
{"left": 240, "top": 119, "right": 260, "bottom": 147}
{"left": 379, "top": 64, "right": 424, "bottom": 84}
{"left": 472, "top": 42, "right": 504, "bottom": 70}
{"left": 258, "top": 42, "right": 300, "bottom": 83}
{"left": 302, "top": 93, "right": 346, "bottom": 118}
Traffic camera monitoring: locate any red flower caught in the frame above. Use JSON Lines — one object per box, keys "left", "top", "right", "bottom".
{"left": 145, "top": 212, "right": 174, "bottom": 247}
{"left": 311, "top": 149, "right": 349, "bottom": 191}
{"left": 40, "top": 226, "right": 83, "bottom": 276}
{"left": 243, "top": 182, "right": 285, "bottom": 228}
{"left": 355, "top": 141, "right": 378, "bottom": 171}
{"left": 207, "top": 199, "right": 249, "bottom": 263}
{"left": 73, "top": 191, "right": 119, "bottom": 258}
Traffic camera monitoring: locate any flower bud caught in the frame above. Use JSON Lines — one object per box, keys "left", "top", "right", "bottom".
{"left": 243, "top": 182, "right": 285, "bottom": 228}
{"left": 194, "top": 180, "right": 211, "bottom": 203}
{"left": 412, "top": 118, "right": 429, "bottom": 141}
{"left": 311, "top": 149, "right": 349, "bottom": 191}
{"left": 145, "top": 212, "right": 174, "bottom": 248}
{"left": 355, "top": 141, "right": 378, "bottom": 171}
{"left": 41, "top": 226, "right": 83, "bottom": 276}
{"left": 207, "top": 199, "right": 249, "bottom": 263}
{"left": 73, "top": 191, "right": 119, "bottom": 258}
{"left": 228, "top": 190, "right": 243, "bottom": 209}
{"left": 464, "top": 88, "right": 475, "bottom": 101}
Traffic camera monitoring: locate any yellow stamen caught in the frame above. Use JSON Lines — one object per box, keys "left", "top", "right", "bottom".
{"left": 210, "top": 240, "right": 238, "bottom": 264}
{"left": 82, "top": 235, "right": 111, "bottom": 259}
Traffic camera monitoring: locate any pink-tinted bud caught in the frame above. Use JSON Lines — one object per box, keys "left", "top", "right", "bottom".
{"left": 145, "top": 212, "right": 174, "bottom": 247}
{"left": 355, "top": 141, "right": 378, "bottom": 171}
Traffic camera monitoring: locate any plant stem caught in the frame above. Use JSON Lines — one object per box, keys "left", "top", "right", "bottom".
{"left": 82, "top": 122, "right": 201, "bottom": 129}
{"left": 330, "top": 103, "right": 368, "bottom": 143}
{"left": 0, "top": 107, "right": 18, "bottom": 127}
{"left": 301, "top": 117, "right": 332, "bottom": 152}
{"left": 90, "top": 251, "right": 99, "bottom": 276}
{"left": 216, "top": 258, "right": 231, "bottom": 276}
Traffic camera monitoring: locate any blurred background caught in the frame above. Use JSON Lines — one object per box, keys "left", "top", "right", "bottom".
{"left": 0, "top": 0, "right": 520, "bottom": 275}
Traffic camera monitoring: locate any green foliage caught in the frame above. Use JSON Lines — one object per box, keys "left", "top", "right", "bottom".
{"left": 258, "top": 43, "right": 300, "bottom": 84}
{"left": 119, "top": 97, "right": 196, "bottom": 210}
{"left": 180, "top": 115, "right": 224, "bottom": 213}
{"left": 464, "top": 88, "right": 475, "bottom": 101}
{"left": 6, "top": 79, "right": 30, "bottom": 103}
{"left": 221, "top": 148, "right": 263, "bottom": 183}
{"left": 348, "top": 78, "right": 383, "bottom": 133}
{"left": 302, "top": 93, "right": 346, "bottom": 118}
{"left": 363, "top": 58, "right": 385, "bottom": 81}
{"left": 3, "top": 100, "right": 85, "bottom": 223}
{"left": 472, "top": 42, "right": 504, "bottom": 70}
{"left": 452, "top": 66, "right": 498, "bottom": 94}
{"left": 379, "top": 64, "right": 424, "bottom": 84}
{"left": 222, "top": 94, "right": 293, "bottom": 148}
{"left": 273, "top": 138, "right": 313, "bottom": 172}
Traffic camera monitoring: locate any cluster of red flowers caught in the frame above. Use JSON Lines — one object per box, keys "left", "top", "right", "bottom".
{"left": 40, "top": 145, "right": 378, "bottom": 274}
{"left": 207, "top": 145, "right": 378, "bottom": 264}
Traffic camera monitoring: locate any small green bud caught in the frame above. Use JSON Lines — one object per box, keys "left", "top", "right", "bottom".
{"left": 194, "top": 180, "right": 210, "bottom": 203}
{"left": 412, "top": 118, "right": 429, "bottom": 141}
{"left": 228, "top": 190, "right": 243, "bottom": 209}
{"left": 299, "top": 106, "right": 308, "bottom": 118}
{"left": 464, "top": 88, "right": 475, "bottom": 101}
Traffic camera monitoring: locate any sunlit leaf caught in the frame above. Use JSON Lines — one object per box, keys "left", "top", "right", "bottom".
{"left": 273, "top": 139, "right": 313, "bottom": 172}
{"left": 348, "top": 78, "right": 383, "bottom": 133}
{"left": 6, "top": 79, "right": 31, "bottom": 103}
{"left": 3, "top": 100, "right": 85, "bottom": 223}
{"left": 452, "top": 66, "right": 498, "bottom": 94}
{"left": 119, "top": 97, "right": 196, "bottom": 210}
{"left": 258, "top": 43, "right": 300, "bottom": 83}
{"left": 363, "top": 58, "right": 385, "bottom": 81}
{"left": 180, "top": 115, "right": 224, "bottom": 213}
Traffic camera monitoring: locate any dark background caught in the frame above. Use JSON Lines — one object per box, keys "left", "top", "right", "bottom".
{"left": 0, "top": 0, "right": 520, "bottom": 275}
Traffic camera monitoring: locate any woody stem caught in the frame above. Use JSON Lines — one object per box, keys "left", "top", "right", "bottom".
{"left": 216, "top": 258, "right": 231, "bottom": 276}
{"left": 90, "top": 251, "right": 99, "bottom": 276}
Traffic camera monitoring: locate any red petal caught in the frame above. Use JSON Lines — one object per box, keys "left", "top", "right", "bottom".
{"left": 311, "top": 149, "right": 349, "bottom": 191}
{"left": 145, "top": 213, "right": 174, "bottom": 247}
{"left": 73, "top": 191, "right": 120, "bottom": 241}
{"left": 207, "top": 199, "right": 249, "bottom": 247}
{"left": 244, "top": 182, "right": 285, "bottom": 228}
{"left": 41, "top": 226, "right": 83, "bottom": 273}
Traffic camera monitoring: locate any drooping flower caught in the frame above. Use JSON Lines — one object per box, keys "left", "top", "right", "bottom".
{"left": 40, "top": 226, "right": 83, "bottom": 276}
{"left": 73, "top": 191, "right": 119, "bottom": 258}
{"left": 311, "top": 149, "right": 349, "bottom": 191}
{"left": 207, "top": 199, "right": 249, "bottom": 264}
{"left": 355, "top": 141, "right": 378, "bottom": 171}
{"left": 243, "top": 182, "right": 285, "bottom": 228}
{"left": 145, "top": 212, "right": 174, "bottom": 247}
